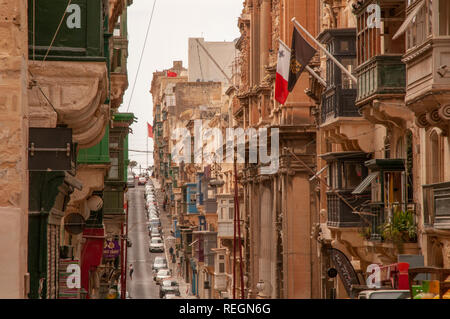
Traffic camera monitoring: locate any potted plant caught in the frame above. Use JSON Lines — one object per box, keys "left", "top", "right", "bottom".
{"left": 380, "top": 209, "right": 417, "bottom": 250}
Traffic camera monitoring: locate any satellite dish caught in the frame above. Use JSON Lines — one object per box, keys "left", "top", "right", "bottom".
{"left": 64, "top": 213, "right": 86, "bottom": 235}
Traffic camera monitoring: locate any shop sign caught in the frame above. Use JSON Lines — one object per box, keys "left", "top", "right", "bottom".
{"left": 103, "top": 240, "right": 120, "bottom": 259}
{"left": 329, "top": 248, "right": 360, "bottom": 298}
{"left": 59, "top": 259, "right": 80, "bottom": 299}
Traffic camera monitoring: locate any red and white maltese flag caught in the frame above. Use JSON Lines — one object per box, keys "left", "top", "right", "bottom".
{"left": 275, "top": 40, "right": 291, "bottom": 105}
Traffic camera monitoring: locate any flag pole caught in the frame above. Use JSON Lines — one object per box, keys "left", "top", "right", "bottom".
{"left": 291, "top": 17, "right": 357, "bottom": 84}
{"left": 146, "top": 135, "right": 148, "bottom": 171}
{"left": 279, "top": 39, "right": 327, "bottom": 87}
{"left": 305, "top": 65, "right": 327, "bottom": 87}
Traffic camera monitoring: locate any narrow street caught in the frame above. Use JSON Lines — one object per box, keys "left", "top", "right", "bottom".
{"left": 126, "top": 179, "right": 180, "bottom": 299}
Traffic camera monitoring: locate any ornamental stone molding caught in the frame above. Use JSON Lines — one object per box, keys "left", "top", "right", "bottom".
{"left": 110, "top": 73, "right": 128, "bottom": 109}
{"left": 28, "top": 61, "right": 110, "bottom": 149}
{"left": 414, "top": 104, "right": 450, "bottom": 135}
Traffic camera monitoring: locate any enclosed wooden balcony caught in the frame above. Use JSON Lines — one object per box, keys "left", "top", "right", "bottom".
{"left": 326, "top": 190, "right": 369, "bottom": 228}
{"left": 28, "top": 0, "right": 106, "bottom": 61}
{"left": 355, "top": 55, "right": 406, "bottom": 107}
{"left": 423, "top": 182, "right": 450, "bottom": 230}
{"left": 321, "top": 87, "right": 359, "bottom": 123}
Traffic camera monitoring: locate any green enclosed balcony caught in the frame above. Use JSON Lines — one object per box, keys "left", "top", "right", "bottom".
{"left": 77, "top": 126, "right": 110, "bottom": 164}
{"left": 355, "top": 55, "right": 406, "bottom": 106}
{"left": 28, "top": 0, "right": 106, "bottom": 61}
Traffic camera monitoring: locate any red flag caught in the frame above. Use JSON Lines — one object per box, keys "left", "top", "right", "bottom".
{"left": 275, "top": 40, "right": 291, "bottom": 105}
{"left": 167, "top": 71, "right": 177, "bottom": 77}
{"left": 147, "top": 123, "right": 153, "bottom": 138}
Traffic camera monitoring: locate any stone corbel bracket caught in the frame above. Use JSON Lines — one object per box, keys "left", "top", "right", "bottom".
{"left": 66, "top": 165, "right": 109, "bottom": 219}
{"left": 415, "top": 104, "right": 450, "bottom": 136}
{"left": 28, "top": 61, "right": 110, "bottom": 149}
{"left": 110, "top": 73, "right": 129, "bottom": 110}
{"left": 326, "top": 129, "right": 362, "bottom": 152}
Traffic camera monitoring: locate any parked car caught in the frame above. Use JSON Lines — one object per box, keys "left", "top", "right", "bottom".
{"left": 149, "top": 226, "right": 161, "bottom": 237}
{"left": 149, "top": 237, "right": 164, "bottom": 253}
{"left": 138, "top": 176, "right": 147, "bottom": 185}
{"left": 152, "top": 257, "right": 167, "bottom": 273}
{"left": 154, "top": 269, "right": 172, "bottom": 285}
{"left": 163, "top": 293, "right": 182, "bottom": 299}
{"left": 159, "top": 280, "right": 180, "bottom": 298}
{"left": 358, "top": 290, "right": 410, "bottom": 299}
{"left": 149, "top": 218, "right": 161, "bottom": 230}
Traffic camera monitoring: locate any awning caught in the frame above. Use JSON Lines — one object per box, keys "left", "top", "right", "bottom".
{"left": 393, "top": 0, "right": 425, "bottom": 40}
{"left": 352, "top": 172, "right": 379, "bottom": 195}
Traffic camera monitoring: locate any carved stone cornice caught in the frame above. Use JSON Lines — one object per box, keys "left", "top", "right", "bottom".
{"left": 28, "top": 61, "right": 110, "bottom": 149}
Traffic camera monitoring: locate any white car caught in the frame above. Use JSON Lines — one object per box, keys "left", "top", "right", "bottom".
{"left": 358, "top": 290, "right": 410, "bottom": 299}
{"left": 152, "top": 257, "right": 168, "bottom": 273}
{"left": 149, "top": 237, "right": 164, "bottom": 253}
{"left": 138, "top": 176, "right": 147, "bottom": 185}
{"left": 154, "top": 269, "right": 172, "bottom": 285}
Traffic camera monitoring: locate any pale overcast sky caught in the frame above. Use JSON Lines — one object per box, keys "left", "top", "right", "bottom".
{"left": 118, "top": 0, "right": 243, "bottom": 170}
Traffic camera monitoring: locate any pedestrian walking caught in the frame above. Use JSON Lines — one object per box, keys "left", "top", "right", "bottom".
{"left": 129, "top": 264, "right": 134, "bottom": 280}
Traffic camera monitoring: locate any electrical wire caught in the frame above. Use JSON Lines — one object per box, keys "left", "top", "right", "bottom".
{"left": 43, "top": 0, "right": 73, "bottom": 62}
{"left": 126, "top": 0, "right": 157, "bottom": 112}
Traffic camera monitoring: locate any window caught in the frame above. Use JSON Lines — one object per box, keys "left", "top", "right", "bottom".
{"left": 228, "top": 206, "right": 234, "bottom": 220}
{"left": 406, "top": 0, "right": 433, "bottom": 50}
{"left": 427, "top": 130, "right": 443, "bottom": 184}
{"left": 384, "top": 171, "right": 405, "bottom": 204}
{"left": 218, "top": 255, "right": 225, "bottom": 273}
{"left": 342, "top": 162, "right": 365, "bottom": 189}
{"left": 341, "top": 58, "right": 356, "bottom": 89}
{"left": 108, "top": 152, "right": 119, "bottom": 179}
{"left": 357, "top": 2, "right": 405, "bottom": 64}
{"left": 439, "top": 0, "right": 450, "bottom": 36}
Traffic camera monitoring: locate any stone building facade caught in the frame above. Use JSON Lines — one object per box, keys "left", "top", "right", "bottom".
{"left": 0, "top": 0, "right": 133, "bottom": 299}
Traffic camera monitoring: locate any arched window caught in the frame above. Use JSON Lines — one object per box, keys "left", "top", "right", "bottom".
{"left": 427, "top": 130, "right": 442, "bottom": 184}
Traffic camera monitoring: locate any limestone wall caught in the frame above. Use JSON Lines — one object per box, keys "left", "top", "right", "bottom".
{"left": 0, "top": 0, "right": 29, "bottom": 298}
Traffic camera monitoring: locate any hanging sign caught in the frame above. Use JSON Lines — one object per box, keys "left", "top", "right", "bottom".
{"left": 329, "top": 248, "right": 360, "bottom": 298}
{"left": 103, "top": 240, "right": 120, "bottom": 259}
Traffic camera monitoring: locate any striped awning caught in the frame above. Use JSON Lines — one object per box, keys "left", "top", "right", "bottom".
{"left": 352, "top": 172, "right": 379, "bottom": 195}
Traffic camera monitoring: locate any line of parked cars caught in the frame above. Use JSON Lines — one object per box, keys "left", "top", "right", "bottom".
{"left": 145, "top": 181, "right": 181, "bottom": 298}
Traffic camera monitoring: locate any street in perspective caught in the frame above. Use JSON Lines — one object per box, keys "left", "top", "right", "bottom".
{"left": 1, "top": 0, "right": 450, "bottom": 302}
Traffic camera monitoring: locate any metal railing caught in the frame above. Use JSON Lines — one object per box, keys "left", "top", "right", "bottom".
{"left": 362, "top": 202, "right": 417, "bottom": 241}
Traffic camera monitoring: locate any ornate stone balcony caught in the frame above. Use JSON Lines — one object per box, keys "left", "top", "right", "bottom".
{"left": 28, "top": 61, "right": 109, "bottom": 149}
{"left": 403, "top": 37, "right": 450, "bottom": 134}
